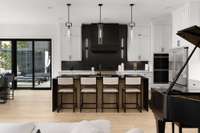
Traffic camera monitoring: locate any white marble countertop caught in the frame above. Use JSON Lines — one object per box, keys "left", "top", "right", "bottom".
{"left": 59, "top": 70, "right": 97, "bottom": 75}
{"left": 59, "top": 70, "right": 153, "bottom": 76}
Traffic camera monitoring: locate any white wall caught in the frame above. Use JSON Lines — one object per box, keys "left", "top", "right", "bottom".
{"left": 0, "top": 24, "right": 61, "bottom": 78}
{"left": 60, "top": 23, "right": 82, "bottom": 61}
{"left": 172, "top": 1, "right": 200, "bottom": 91}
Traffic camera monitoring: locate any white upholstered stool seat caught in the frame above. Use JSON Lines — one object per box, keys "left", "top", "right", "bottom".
{"left": 126, "top": 128, "right": 144, "bottom": 133}
{"left": 125, "top": 88, "right": 141, "bottom": 93}
{"left": 81, "top": 88, "right": 96, "bottom": 93}
{"left": 103, "top": 88, "right": 118, "bottom": 93}
{"left": 58, "top": 89, "right": 74, "bottom": 93}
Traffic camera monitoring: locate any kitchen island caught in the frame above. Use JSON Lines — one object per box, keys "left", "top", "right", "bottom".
{"left": 52, "top": 70, "right": 150, "bottom": 112}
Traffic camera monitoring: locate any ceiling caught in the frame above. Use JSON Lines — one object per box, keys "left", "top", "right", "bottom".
{"left": 0, "top": 0, "right": 198, "bottom": 25}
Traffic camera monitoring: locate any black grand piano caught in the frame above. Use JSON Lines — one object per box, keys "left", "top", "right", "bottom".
{"left": 151, "top": 25, "right": 200, "bottom": 133}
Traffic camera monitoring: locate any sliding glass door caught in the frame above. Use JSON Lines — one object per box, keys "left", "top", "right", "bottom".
{"left": 0, "top": 41, "right": 12, "bottom": 74}
{"left": 34, "top": 41, "right": 51, "bottom": 88}
{"left": 16, "top": 41, "right": 33, "bottom": 88}
{"left": 0, "top": 39, "right": 51, "bottom": 90}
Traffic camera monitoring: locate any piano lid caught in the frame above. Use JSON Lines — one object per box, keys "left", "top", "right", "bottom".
{"left": 167, "top": 25, "right": 200, "bottom": 94}
{"left": 177, "top": 25, "right": 200, "bottom": 47}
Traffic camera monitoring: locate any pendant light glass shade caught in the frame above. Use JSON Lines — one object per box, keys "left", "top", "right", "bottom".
{"left": 98, "top": 3, "right": 103, "bottom": 45}
{"left": 98, "top": 23, "right": 103, "bottom": 44}
{"left": 129, "top": 3, "right": 136, "bottom": 39}
{"left": 65, "top": 3, "right": 72, "bottom": 38}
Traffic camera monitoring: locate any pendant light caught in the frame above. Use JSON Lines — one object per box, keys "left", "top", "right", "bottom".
{"left": 98, "top": 3, "right": 103, "bottom": 45}
{"left": 65, "top": 3, "right": 72, "bottom": 38}
{"left": 129, "top": 3, "right": 136, "bottom": 39}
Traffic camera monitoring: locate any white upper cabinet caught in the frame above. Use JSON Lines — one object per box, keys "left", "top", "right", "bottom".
{"left": 127, "top": 25, "right": 151, "bottom": 61}
{"left": 151, "top": 21, "right": 172, "bottom": 53}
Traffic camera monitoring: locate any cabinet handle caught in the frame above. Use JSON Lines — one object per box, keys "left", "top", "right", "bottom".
{"left": 121, "top": 38, "right": 124, "bottom": 48}
{"left": 121, "top": 38, "right": 124, "bottom": 59}
{"left": 85, "top": 38, "right": 88, "bottom": 59}
{"left": 121, "top": 49, "right": 124, "bottom": 59}
{"left": 86, "top": 50, "right": 88, "bottom": 59}
{"left": 85, "top": 38, "right": 88, "bottom": 48}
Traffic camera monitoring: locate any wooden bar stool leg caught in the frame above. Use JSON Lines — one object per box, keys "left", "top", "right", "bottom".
{"left": 136, "top": 93, "right": 138, "bottom": 109}
{"left": 82, "top": 93, "right": 84, "bottom": 112}
{"left": 96, "top": 92, "right": 98, "bottom": 112}
{"left": 80, "top": 93, "right": 82, "bottom": 112}
{"left": 102, "top": 93, "right": 104, "bottom": 112}
{"left": 122, "top": 89, "right": 124, "bottom": 109}
{"left": 73, "top": 92, "right": 75, "bottom": 112}
{"left": 117, "top": 92, "right": 119, "bottom": 112}
{"left": 140, "top": 93, "right": 142, "bottom": 112}
{"left": 57, "top": 94, "right": 60, "bottom": 112}
{"left": 75, "top": 90, "right": 77, "bottom": 108}
{"left": 124, "top": 92, "right": 126, "bottom": 112}
{"left": 60, "top": 94, "right": 63, "bottom": 112}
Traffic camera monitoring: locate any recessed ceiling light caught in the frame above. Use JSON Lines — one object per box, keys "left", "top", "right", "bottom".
{"left": 47, "top": 6, "right": 53, "bottom": 10}
{"left": 165, "top": 6, "right": 172, "bottom": 10}
{"left": 58, "top": 17, "right": 64, "bottom": 21}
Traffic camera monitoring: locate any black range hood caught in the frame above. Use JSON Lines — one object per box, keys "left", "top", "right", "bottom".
{"left": 90, "top": 23, "right": 120, "bottom": 53}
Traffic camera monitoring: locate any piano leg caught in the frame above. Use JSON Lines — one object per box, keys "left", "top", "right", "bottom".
{"left": 172, "top": 123, "right": 175, "bottom": 133}
{"left": 156, "top": 118, "right": 166, "bottom": 133}
{"left": 179, "top": 126, "right": 182, "bottom": 133}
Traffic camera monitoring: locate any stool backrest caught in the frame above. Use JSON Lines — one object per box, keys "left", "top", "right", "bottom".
{"left": 80, "top": 77, "right": 96, "bottom": 85}
{"left": 125, "top": 77, "right": 141, "bottom": 85}
{"left": 103, "top": 77, "right": 119, "bottom": 85}
{"left": 58, "top": 77, "right": 74, "bottom": 85}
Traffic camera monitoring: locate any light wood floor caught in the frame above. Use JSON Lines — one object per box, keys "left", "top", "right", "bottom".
{"left": 0, "top": 90, "right": 197, "bottom": 133}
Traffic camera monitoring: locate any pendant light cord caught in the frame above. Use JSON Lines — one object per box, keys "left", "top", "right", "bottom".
{"left": 100, "top": 6, "right": 101, "bottom": 23}
{"left": 68, "top": 5, "right": 70, "bottom": 22}
{"left": 67, "top": 4, "right": 71, "bottom": 23}
{"left": 130, "top": 4, "right": 134, "bottom": 24}
{"left": 99, "top": 4, "right": 103, "bottom": 23}
{"left": 131, "top": 5, "right": 133, "bottom": 23}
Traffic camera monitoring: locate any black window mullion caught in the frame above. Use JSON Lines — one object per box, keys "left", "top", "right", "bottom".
{"left": 11, "top": 40, "right": 17, "bottom": 90}
{"left": 32, "top": 41, "right": 35, "bottom": 89}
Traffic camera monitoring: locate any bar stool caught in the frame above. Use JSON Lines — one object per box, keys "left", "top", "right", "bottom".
{"left": 123, "top": 76, "right": 142, "bottom": 112}
{"left": 102, "top": 76, "right": 119, "bottom": 112}
{"left": 57, "top": 77, "right": 76, "bottom": 112}
{"left": 80, "top": 76, "right": 97, "bottom": 112}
